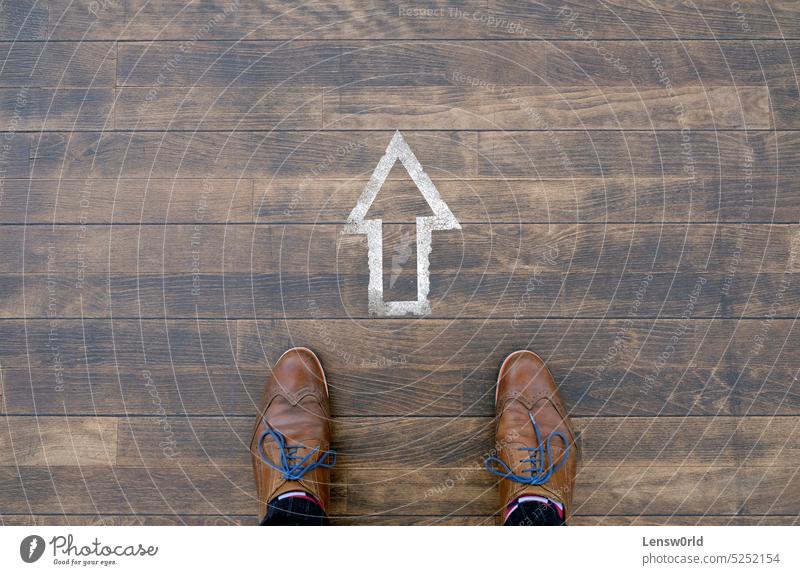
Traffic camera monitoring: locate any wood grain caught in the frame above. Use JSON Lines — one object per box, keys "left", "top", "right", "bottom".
{"left": 2, "top": 361, "right": 798, "bottom": 418}
{"left": 2, "top": 221, "right": 798, "bottom": 321}
{"left": 253, "top": 176, "right": 798, "bottom": 224}
{"left": 4, "top": 270, "right": 799, "bottom": 320}
{"left": 109, "top": 415, "right": 800, "bottom": 469}
{"left": 0, "top": 0, "right": 48, "bottom": 41}
{"left": 1, "top": 2, "right": 797, "bottom": 526}
{"left": 114, "top": 87, "right": 323, "bottom": 131}
{"left": 0, "top": 88, "right": 113, "bottom": 130}
{"left": 7, "top": 1, "right": 800, "bottom": 41}
{"left": 0, "top": 464, "right": 796, "bottom": 516}
{"left": 2, "top": 319, "right": 798, "bottom": 419}
{"left": 3, "top": 415, "right": 796, "bottom": 495}
{"left": 15, "top": 130, "right": 795, "bottom": 181}
{"left": 0, "top": 416, "right": 117, "bottom": 466}
{"left": 1, "top": 513, "right": 796, "bottom": 526}
{"left": 23, "top": 131, "right": 477, "bottom": 180}
{"left": 4, "top": 176, "right": 794, "bottom": 224}
{"left": 0, "top": 42, "right": 115, "bottom": 88}
{"left": 116, "top": 41, "right": 798, "bottom": 88}
{"left": 477, "top": 131, "right": 796, "bottom": 178}
{"left": 11, "top": 222, "right": 790, "bottom": 275}
{"left": 326, "top": 86, "right": 771, "bottom": 130}
{"left": 771, "top": 86, "right": 800, "bottom": 129}
{"left": 0, "top": 179, "right": 253, "bottom": 224}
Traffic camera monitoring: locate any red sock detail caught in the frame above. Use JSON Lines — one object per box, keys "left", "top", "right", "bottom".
{"left": 276, "top": 491, "right": 324, "bottom": 510}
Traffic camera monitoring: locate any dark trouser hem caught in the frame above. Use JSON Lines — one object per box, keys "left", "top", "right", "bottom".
{"left": 504, "top": 501, "right": 565, "bottom": 526}
{"left": 260, "top": 495, "right": 329, "bottom": 526}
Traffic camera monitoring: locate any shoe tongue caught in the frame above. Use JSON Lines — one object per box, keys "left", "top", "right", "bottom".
{"left": 283, "top": 433, "right": 318, "bottom": 450}
{"left": 261, "top": 431, "right": 322, "bottom": 467}
{"left": 501, "top": 409, "right": 540, "bottom": 445}
{"left": 284, "top": 435, "right": 326, "bottom": 464}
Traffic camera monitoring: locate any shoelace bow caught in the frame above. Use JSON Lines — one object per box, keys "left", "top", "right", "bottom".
{"left": 257, "top": 420, "right": 336, "bottom": 481}
{"left": 484, "top": 412, "right": 570, "bottom": 485}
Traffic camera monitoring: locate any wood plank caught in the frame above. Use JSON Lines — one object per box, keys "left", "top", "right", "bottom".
{"left": 39, "top": 0, "right": 494, "bottom": 41}
{"left": 0, "top": 42, "right": 115, "bottom": 88}
{"left": 0, "top": 513, "right": 795, "bottom": 526}
{"left": 25, "top": 131, "right": 477, "bottom": 180}
{"left": 340, "top": 40, "right": 796, "bottom": 88}
{"left": 0, "top": 319, "right": 238, "bottom": 369}
{"left": 236, "top": 319, "right": 800, "bottom": 404}
{"left": 0, "top": 179, "right": 253, "bottom": 224}
{"left": 339, "top": 466, "right": 800, "bottom": 516}
{"left": 0, "top": 224, "right": 255, "bottom": 274}
{"left": 0, "top": 466, "right": 258, "bottom": 515}
{"left": 0, "top": 122, "right": 30, "bottom": 176}
{"left": 3, "top": 224, "right": 797, "bottom": 275}
{"left": 0, "top": 416, "right": 117, "bottom": 466}
{"left": 1, "top": 320, "right": 798, "bottom": 417}
{"left": 326, "top": 86, "right": 771, "bottom": 130}
{"left": 254, "top": 176, "right": 799, "bottom": 224}
{"left": 21, "top": 130, "right": 796, "bottom": 181}
{"left": 211, "top": 220, "right": 799, "bottom": 274}
{"left": 114, "top": 88, "right": 322, "bottom": 130}
{"left": 247, "top": 317, "right": 800, "bottom": 369}
{"left": 335, "top": 514, "right": 800, "bottom": 526}
{"left": 1, "top": 317, "right": 796, "bottom": 373}
{"left": 111, "top": 415, "right": 800, "bottom": 469}
{"left": 2, "top": 464, "right": 794, "bottom": 516}
{"left": 5, "top": 270, "right": 800, "bottom": 320}
{"left": 0, "top": 365, "right": 471, "bottom": 418}
{"left": 11, "top": 414, "right": 795, "bottom": 519}
{"left": 3, "top": 360, "right": 799, "bottom": 418}
{"left": 0, "top": 0, "right": 49, "bottom": 41}
{"left": 2, "top": 223, "right": 798, "bottom": 321}
{"left": 546, "top": 40, "right": 798, "bottom": 88}
{"left": 477, "top": 131, "right": 797, "bottom": 178}
{"left": 491, "top": 1, "right": 800, "bottom": 41}
{"left": 0, "top": 514, "right": 249, "bottom": 526}
{"left": 2, "top": 176, "right": 793, "bottom": 224}
{"left": 0, "top": 88, "right": 113, "bottom": 131}
{"left": 15, "top": 1, "right": 800, "bottom": 41}
{"left": 117, "top": 42, "right": 342, "bottom": 87}
{"left": 771, "top": 86, "right": 800, "bottom": 129}
{"left": 117, "top": 41, "right": 797, "bottom": 88}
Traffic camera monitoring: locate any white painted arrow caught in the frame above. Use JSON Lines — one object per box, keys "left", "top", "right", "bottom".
{"left": 343, "top": 131, "right": 461, "bottom": 316}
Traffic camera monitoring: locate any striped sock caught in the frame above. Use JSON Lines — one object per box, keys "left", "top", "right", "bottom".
{"left": 262, "top": 491, "right": 328, "bottom": 526}
{"left": 275, "top": 490, "right": 324, "bottom": 508}
{"left": 504, "top": 494, "right": 564, "bottom": 525}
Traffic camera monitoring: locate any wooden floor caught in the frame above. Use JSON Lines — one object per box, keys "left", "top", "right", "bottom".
{"left": 1, "top": 1, "right": 799, "bottom": 526}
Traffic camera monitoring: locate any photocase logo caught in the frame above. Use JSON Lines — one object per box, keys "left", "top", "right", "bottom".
{"left": 20, "top": 535, "right": 46, "bottom": 563}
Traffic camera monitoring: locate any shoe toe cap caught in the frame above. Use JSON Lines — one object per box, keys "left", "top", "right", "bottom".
{"left": 497, "top": 350, "right": 555, "bottom": 399}
{"left": 270, "top": 347, "right": 327, "bottom": 395}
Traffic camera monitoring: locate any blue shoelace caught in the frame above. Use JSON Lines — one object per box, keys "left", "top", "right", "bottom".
{"left": 484, "top": 412, "right": 570, "bottom": 485}
{"left": 257, "top": 420, "right": 336, "bottom": 481}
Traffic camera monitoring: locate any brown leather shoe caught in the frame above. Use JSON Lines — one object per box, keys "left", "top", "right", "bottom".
{"left": 485, "top": 350, "right": 578, "bottom": 523}
{"left": 250, "top": 347, "right": 335, "bottom": 522}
